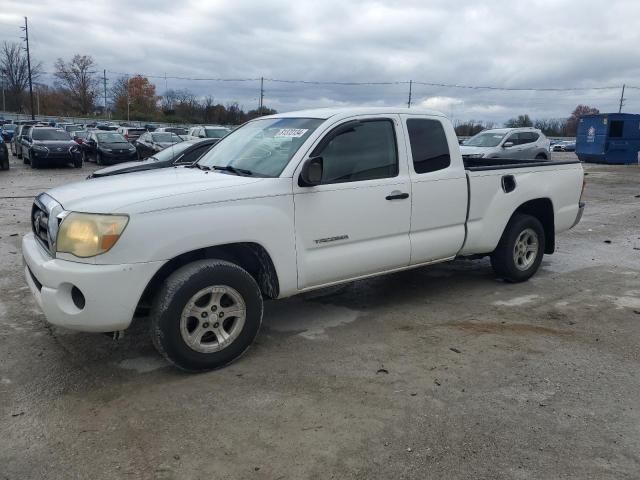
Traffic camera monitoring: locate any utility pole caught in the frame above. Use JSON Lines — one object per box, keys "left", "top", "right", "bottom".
{"left": 21, "top": 17, "right": 35, "bottom": 120}
{"left": 36, "top": 88, "right": 39, "bottom": 116}
{"left": 618, "top": 84, "right": 625, "bottom": 113}
{"left": 103, "top": 69, "right": 108, "bottom": 119}
{"left": 1, "top": 76, "right": 5, "bottom": 112}
{"left": 407, "top": 80, "right": 412, "bottom": 108}
{"left": 259, "top": 76, "right": 264, "bottom": 115}
{"left": 126, "top": 76, "right": 130, "bottom": 122}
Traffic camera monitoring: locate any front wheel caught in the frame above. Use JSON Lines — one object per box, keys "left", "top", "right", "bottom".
{"left": 150, "top": 259, "right": 263, "bottom": 371}
{"left": 96, "top": 152, "right": 103, "bottom": 165}
{"left": 491, "top": 214, "right": 545, "bottom": 283}
{"left": 0, "top": 155, "right": 8, "bottom": 170}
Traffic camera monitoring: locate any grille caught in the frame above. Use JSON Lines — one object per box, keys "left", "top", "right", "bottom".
{"left": 31, "top": 201, "right": 50, "bottom": 251}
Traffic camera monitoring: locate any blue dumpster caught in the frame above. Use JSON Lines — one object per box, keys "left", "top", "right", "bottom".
{"left": 576, "top": 113, "right": 640, "bottom": 164}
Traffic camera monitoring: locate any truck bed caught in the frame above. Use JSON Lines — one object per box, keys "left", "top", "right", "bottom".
{"left": 463, "top": 157, "right": 580, "bottom": 171}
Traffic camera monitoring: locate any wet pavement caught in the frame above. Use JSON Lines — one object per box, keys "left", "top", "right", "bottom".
{"left": 1, "top": 153, "right": 639, "bottom": 479}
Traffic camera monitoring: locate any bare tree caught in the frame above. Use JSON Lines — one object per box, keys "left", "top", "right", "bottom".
{"left": 0, "top": 41, "right": 42, "bottom": 111}
{"left": 54, "top": 55, "right": 99, "bottom": 115}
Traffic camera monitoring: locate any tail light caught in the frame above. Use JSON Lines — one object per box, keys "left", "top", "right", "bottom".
{"left": 124, "top": 133, "right": 129, "bottom": 140}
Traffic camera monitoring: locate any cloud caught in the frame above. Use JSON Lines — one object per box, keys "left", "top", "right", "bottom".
{"left": 419, "top": 96, "right": 464, "bottom": 111}
{"left": 2, "top": 0, "right": 638, "bottom": 123}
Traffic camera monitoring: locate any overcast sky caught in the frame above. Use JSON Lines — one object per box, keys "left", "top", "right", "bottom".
{"left": 2, "top": 0, "right": 639, "bottom": 123}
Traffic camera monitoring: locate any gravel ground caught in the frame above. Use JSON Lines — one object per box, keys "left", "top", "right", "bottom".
{"left": 1, "top": 152, "right": 639, "bottom": 479}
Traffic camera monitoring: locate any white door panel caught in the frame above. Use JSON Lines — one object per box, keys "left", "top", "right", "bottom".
{"left": 293, "top": 115, "right": 411, "bottom": 289}
{"left": 400, "top": 115, "right": 468, "bottom": 265}
{"left": 294, "top": 179, "right": 411, "bottom": 287}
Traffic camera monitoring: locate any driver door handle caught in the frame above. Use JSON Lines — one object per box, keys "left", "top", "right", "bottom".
{"left": 386, "top": 191, "right": 409, "bottom": 200}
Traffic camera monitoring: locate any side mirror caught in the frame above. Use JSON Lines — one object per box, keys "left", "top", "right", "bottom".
{"left": 503, "top": 141, "right": 514, "bottom": 148}
{"left": 298, "top": 157, "right": 323, "bottom": 187}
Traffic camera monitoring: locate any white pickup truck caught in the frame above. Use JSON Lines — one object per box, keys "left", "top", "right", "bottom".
{"left": 23, "top": 108, "right": 585, "bottom": 371}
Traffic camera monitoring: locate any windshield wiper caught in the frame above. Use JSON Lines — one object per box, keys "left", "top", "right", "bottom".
{"left": 190, "top": 163, "right": 210, "bottom": 171}
{"left": 211, "top": 165, "right": 253, "bottom": 176}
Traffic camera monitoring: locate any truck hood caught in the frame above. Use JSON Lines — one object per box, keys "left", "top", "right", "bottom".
{"left": 47, "top": 167, "right": 265, "bottom": 213}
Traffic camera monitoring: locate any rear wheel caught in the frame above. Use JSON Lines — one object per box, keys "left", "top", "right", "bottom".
{"left": 0, "top": 155, "right": 8, "bottom": 170}
{"left": 491, "top": 214, "right": 545, "bottom": 283}
{"left": 535, "top": 153, "right": 547, "bottom": 160}
{"left": 150, "top": 259, "right": 263, "bottom": 371}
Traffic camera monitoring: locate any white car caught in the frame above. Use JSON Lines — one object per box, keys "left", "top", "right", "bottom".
{"left": 460, "top": 127, "right": 551, "bottom": 160}
{"left": 22, "top": 107, "right": 585, "bottom": 371}
{"left": 186, "top": 125, "right": 231, "bottom": 141}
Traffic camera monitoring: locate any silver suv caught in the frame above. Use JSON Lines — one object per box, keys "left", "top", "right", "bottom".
{"left": 460, "top": 128, "right": 550, "bottom": 160}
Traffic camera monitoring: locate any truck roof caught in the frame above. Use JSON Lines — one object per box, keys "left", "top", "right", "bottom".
{"left": 267, "top": 107, "right": 446, "bottom": 120}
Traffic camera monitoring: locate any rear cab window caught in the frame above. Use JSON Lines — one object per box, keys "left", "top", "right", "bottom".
{"left": 406, "top": 118, "right": 451, "bottom": 174}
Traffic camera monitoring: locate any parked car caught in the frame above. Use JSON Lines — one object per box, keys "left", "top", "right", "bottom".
{"left": 460, "top": 128, "right": 551, "bottom": 160}
{"left": 89, "top": 139, "right": 216, "bottom": 178}
{"left": 135, "top": 131, "right": 183, "bottom": 159}
{"left": 72, "top": 130, "right": 91, "bottom": 145}
{"left": 1, "top": 123, "right": 17, "bottom": 142}
{"left": 21, "top": 127, "right": 81, "bottom": 169}
{"left": 10, "top": 125, "right": 26, "bottom": 157}
{"left": 187, "top": 125, "right": 231, "bottom": 141}
{"left": 553, "top": 141, "right": 576, "bottom": 152}
{"left": 117, "top": 126, "right": 147, "bottom": 143}
{"left": 16, "top": 125, "right": 35, "bottom": 159}
{"left": 155, "top": 126, "right": 189, "bottom": 136}
{"left": 81, "top": 131, "right": 138, "bottom": 165}
{"left": 0, "top": 136, "right": 9, "bottom": 170}
{"left": 63, "top": 124, "right": 83, "bottom": 135}
{"left": 21, "top": 107, "right": 586, "bottom": 371}
{"left": 96, "top": 122, "right": 119, "bottom": 131}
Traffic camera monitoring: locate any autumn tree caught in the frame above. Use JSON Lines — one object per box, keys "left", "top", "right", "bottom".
{"left": 54, "top": 55, "right": 99, "bottom": 115}
{"left": 566, "top": 104, "right": 600, "bottom": 136}
{"left": 0, "top": 41, "right": 42, "bottom": 112}
{"left": 111, "top": 75, "right": 158, "bottom": 119}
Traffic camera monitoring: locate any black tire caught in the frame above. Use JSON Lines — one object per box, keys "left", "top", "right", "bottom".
{"left": 96, "top": 152, "right": 104, "bottom": 165}
{"left": 490, "top": 214, "right": 545, "bottom": 283}
{"left": 17, "top": 148, "right": 22, "bottom": 159}
{"left": 535, "top": 153, "right": 547, "bottom": 160}
{"left": 0, "top": 155, "right": 8, "bottom": 170}
{"left": 74, "top": 156, "right": 83, "bottom": 168}
{"left": 82, "top": 150, "right": 88, "bottom": 163}
{"left": 30, "top": 154, "right": 39, "bottom": 169}
{"left": 151, "top": 259, "right": 263, "bottom": 372}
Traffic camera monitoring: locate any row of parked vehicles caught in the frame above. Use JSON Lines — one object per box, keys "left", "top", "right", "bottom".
{"left": 0, "top": 119, "right": 231, "bottom": 171}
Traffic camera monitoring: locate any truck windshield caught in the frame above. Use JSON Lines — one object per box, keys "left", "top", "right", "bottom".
{"left": 465, "top": 132, "right": 506, "bottom": 147}
{"left": 197, "top": 118, "right": 323, "bottom": 177}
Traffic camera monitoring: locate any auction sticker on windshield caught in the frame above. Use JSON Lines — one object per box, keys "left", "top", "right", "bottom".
{"left": 274, "top": 128, "right": 308, "bottom": 138}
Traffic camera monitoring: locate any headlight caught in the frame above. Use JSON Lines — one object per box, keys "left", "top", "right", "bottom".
{"left": 57, "top": 213, "right": 129, "bottom": 258}
{"left": 69, "top": 145, "right": 79, "bottom": 153}
{"left": 33, "top": 144, "right": 49, "bottom": 152}
{"left": 102, "top": 148, "right": 113, "bottom": 153}
{"left": 466, "top": 153, "right": 484, "bottom": 159}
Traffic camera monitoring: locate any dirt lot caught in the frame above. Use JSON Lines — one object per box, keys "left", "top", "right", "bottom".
{"left": 1, "top": 152, "right": 639, "bottom": 479}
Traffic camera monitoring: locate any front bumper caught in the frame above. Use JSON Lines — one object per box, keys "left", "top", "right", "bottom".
{"left": 570, "top": 202, "right": 586, "bottom": 229}
{"left": 102, "top": 149, "right": 138, "bottom": 163}
{"left": 22, "top": 232, "right": 164, "bottom": 332}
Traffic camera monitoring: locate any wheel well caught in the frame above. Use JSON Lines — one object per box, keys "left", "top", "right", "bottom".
{"left": 137, "top": 243, "right": 280, "bottom": 313}
{"left": 535, "top": 152, "right": 548, "bottom": 160}
{"left": 513, "top": 198, "right": 555, "bottom": 254}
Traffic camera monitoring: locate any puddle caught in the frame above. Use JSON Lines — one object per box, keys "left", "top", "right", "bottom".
{"left": 265, "top": 298, "right": 360, "bottom": 340}
{"left": 492, "top": 294, "right": 541, "bottom": 307}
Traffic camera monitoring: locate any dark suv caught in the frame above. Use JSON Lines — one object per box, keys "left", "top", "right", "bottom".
{"left": 21, "top": 128, "right": 82, "bottom": 169}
